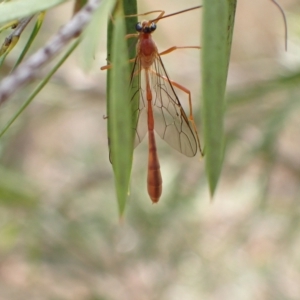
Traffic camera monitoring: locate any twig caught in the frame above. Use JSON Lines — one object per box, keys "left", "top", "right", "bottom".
{"left": 0, "top": 16, "right": 33, "bottom": 56}
{"left": 11, "top": 17, "right": 34, "bottom": 37}
{"left": 0, "top": 0, "right": 102, "bottom": 105}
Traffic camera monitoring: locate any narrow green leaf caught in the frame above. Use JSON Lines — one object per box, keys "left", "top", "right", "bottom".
{"left": 123, "top": 0, "right": 139, "bottom": 131}
{"left": 0, "top": 35, "right": 19, "bottom": 67}
{"left": 0, "top": 16, "right": 34, "bottom": 68}
{"left": 0, "top": 38, "right": 81, "bottom": 138}
{"left": 12, "top": 12, "right": 45, "bottom": 70}
{"left": 0, "top": 0, "right": 70, "bottom": 24}
{"left": 201, "top": 0, "right": 237, "bottom": 196}
{"left": 226, "top": 0, "right": 237, "bottom": 60}
{"left": 106, "top": 0, "right": 137, "bottom": 216}
{"left": 0, "top": 20, "right": 18, "bottom": 34}
{"left": 81, "top": 0, "right": 117, "bottom": 70}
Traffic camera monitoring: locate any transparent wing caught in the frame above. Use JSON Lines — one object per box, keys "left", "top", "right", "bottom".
{"left": 130, "top": 54, "right": 198, "bottom": 157}
{"left": 151, "top": 55, "right": 197, "bottom": 157}
{"left": 130, "top": 56, "right": 148, "bottom": 148}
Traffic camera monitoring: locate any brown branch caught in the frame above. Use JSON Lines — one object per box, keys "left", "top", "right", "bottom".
{"left": 0, "top": 0, "right": 102, "bottom": 105}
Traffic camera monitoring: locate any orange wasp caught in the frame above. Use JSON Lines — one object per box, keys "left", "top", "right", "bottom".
{"left": 102, "top": 6, "right": 203, "bottom": 203}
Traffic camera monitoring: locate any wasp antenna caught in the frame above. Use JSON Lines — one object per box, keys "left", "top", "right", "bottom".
{"left": 150, "top": 5, "right": 202, "bottom": 23}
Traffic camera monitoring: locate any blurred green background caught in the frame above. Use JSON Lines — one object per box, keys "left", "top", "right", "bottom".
{"left": 0, "top": 0, "right": 300, "bottom": 299}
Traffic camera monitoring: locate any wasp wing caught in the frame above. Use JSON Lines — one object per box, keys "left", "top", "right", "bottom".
{"left": 130, "top": 56, "right": 148, "bottom": 148}
{"left": 150, "top": 55, "right": 197, "bottom": 157}
{"left": 130, "top": 54, "right": 198, "bottom": 157}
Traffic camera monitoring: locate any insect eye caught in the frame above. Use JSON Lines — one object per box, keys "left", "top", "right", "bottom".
{"left": 150, "top": 22, "right": 157, "bottom": 32}
{"left": 135, "top": 22, "right": 142, "bottom": 32}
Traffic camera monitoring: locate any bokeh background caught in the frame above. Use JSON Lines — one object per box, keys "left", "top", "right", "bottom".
{"left": 0, "top": 0, "right": 300, "bottom": 299}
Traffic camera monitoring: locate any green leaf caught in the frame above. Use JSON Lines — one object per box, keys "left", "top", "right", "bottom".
{"left": 12, "top": 12, "right": 46, "bottom": 70}
{"left": 106, "top": 0, "right": 137, "bottom": 216}
{"left": 201, "top": 0, "right": 237, "bottom": 196}
{"left": 0, "top": 0, "right": 71, "bottom": 24}
{"left": 81, "top": 0, "right": 117, "bottom": 70}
